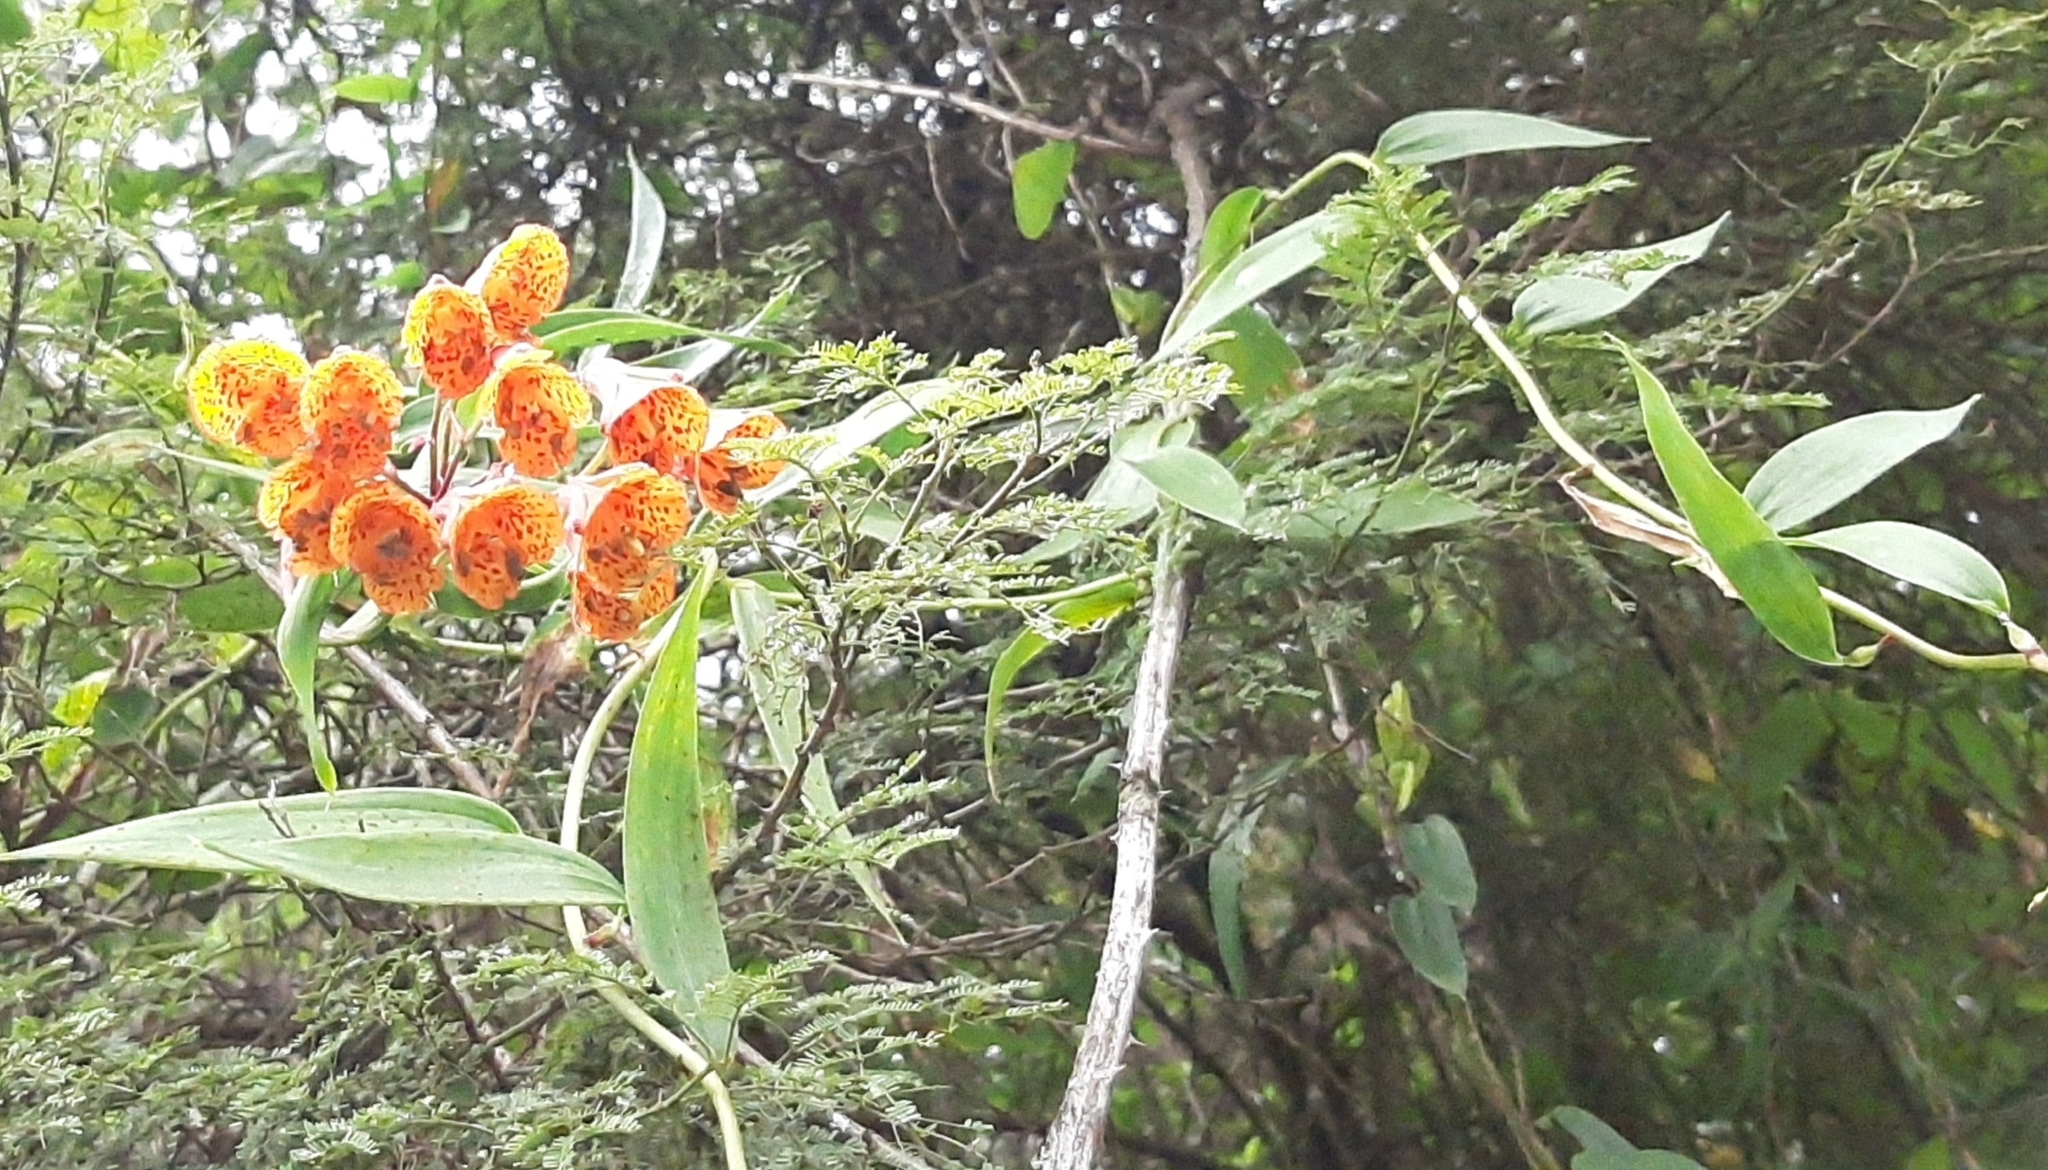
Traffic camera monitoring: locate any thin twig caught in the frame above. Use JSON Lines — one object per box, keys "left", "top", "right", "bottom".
{"left": 786, "top": 72, "right": 1158, "bottom": 157}
{"left": 339, "top": 644, "right": 493, "bottom": 799}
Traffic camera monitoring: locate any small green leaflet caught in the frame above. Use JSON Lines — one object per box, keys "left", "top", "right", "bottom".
{"left": 0, "top": 0, "right": 32, "bottom": 45}
{"left": 182, "top": 575, "right": 285, "bottom": 633}
{"left": 1626, "top": 348, "right": 1839, "bottom": 664}
{"left": 1012, "top": 139, "right": 1077, "bottom": 240}
{"left": 1400, "top": 815, "right": 1477, "bottom": 915}
{"left": 983, "top": 577, "right": 1141, "bottom": 796}
{"left": 334, "top": 74, "right": 418, "bottom": 105}
{"left": 1376, "top": 109, "right": 1646, "bottom": 167}
{"left": 1124, "top": 445, "right": 1246, "bottom": 528}
{"left": 1389, "top": 892, "right": 1467, "bottom": 997}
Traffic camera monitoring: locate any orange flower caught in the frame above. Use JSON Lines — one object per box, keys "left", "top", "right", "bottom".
{"left": 402, "top": 276, "right": 499, "bottom": 400}
{"left": 257, "top": 454, "right": 352, "bottom": 575}
{"left": 691, "top": 413, "right": 789, "bottom": 515}
{"left": 477, "top": 224, "right": 569, "bottom": 338}
{"left": 301, "top": 350, "right": 405, "bottom": 480}
{"left": 572, "top": 565, "right": 677, "bottom": 643}
{"left": 449, "top": 484, "right": 566, "bottom": 610}
{"left": 605, "top": 383, "right": 709, "bottom": 478}
{"left": 185, "top": 339, "right": 309, "bottom": 459}
{"left": 579, "top": 466, "right": 691, "bottom": 592}
{"left": 331, "top": 481, "right": 445, "bottom": 615}
{"left": 487, "top": 350, "right": 589, "bottom": 478}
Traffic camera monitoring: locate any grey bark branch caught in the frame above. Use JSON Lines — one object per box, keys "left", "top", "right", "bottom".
{"left": 1034, "top": 537, "right": 1192, "bottom": 1170}
{"left": 1036, "top": 76, "right": 1218, "bottom": 1170}
{"left": 786, "top": 72, "right": 1159, "bottom": 157}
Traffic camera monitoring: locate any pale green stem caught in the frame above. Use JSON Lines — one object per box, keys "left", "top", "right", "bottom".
{"left": 1821, "top": 588, "right": 2036, "bottom": 672}
{"left": 557, "top": 613, "right": 749, "bottom": 1170}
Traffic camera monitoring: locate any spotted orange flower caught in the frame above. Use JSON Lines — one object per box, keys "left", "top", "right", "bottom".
{"left": 402, "top": 276, "right": 499, "bottom": 400}
{"left": 476, "top": 224, "right": 569, "bottom": 338}
{"left": 690, "top": 413, "right": 789, "bottom": 515}
{"left": 572, "top": 565, "right": 677, "bottom": 643}
{"left": 257, "top": 454, "right": 353, "bottom": 575}
{"left": 579, "top": 466, "right": 691, "bottom": 592}
{"left": 331, "top": 481, "right": 445, "bottom": 615}
{"left": 301, "top": 350, "right": 406, "bottom": 480}
{"left": 605, "top": 383, "right": 709, "bottom": 478}
{"left": 449, "top": 484, "right": 566, "bottom": 610}
{"left": 185, "top": 339, "right": 310, "bottom": 459}
{"left": 486, "top": 350, "right": 589, "bottom": 478}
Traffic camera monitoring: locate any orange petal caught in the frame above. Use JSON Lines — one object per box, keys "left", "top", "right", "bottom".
{"left": 402, "top": 276, "right": 500, "bottom": 400}
{"left": 605, "top": 383, "right": 709, "bottom": 478}
{"left": 579, "top": 466, "right": 691, "bottom": 592}
{"left": 693, "top": 413, "right": 788, "bottom": 514}
{"left": 302, "top": 350, "right": 406, "bottom": 481}
{"left": 258, "top": 454, "right": 352, "bottom": 575}
{"left": 572, "top": 566, "right": 677, "bottom": 643}
{"left": 450, "top": 483, "right": 566, "bottom": 610}
{"left": 185, "top": 339, "right": 309, "bottom": 458}
{"left": 332, "top": 481, "right": 445, "bottom": 615}
{"left": 480, "top": 224, "right": 570, "bottom": 337}
{"left": 486, "top": 351, "right": 590, "bottom": 478}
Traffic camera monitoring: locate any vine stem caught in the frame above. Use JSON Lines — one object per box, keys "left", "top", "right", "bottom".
{"left": 558, "top": 610, "right": 749, "bottom": 1170}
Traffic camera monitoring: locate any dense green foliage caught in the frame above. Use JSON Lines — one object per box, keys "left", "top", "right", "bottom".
{"left": 4, "top": 2, "right": 2048, "bottom": 1168}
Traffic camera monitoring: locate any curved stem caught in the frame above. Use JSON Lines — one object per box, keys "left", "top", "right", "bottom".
{"left": 557, "top": 614, "right": 749, "bottom": 1170}
{"left": 1822, "top": 588, "right": 2036, "bottom": 672}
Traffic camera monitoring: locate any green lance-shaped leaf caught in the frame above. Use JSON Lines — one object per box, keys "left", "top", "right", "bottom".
{"left": 3, "top": 788, "right": 520, "bottom": 872}
{"left": 623, "top": 554, "right": 734, "bottom": 1051}
{"left": 1548, "top": 1107, "right": 1638, "bottom": 1157}
{"left": 181, "top": 574, "right": 285, "bottom": 633}
{"left": 1012, "top": 139, "right": 1077, "bottom": 240}
{"left": 1209, "top": 804, "right": 1262, "bottom": 998}
{"left": 1742, "top": 396, "right": 1979, "bottom": 533}
{"left": 1124, "top": 445, "right": 1247, "bottom": 528}
{"left": 215, "top": 831, "right": 623, "bottom": 906}
{"left": 1400, "top": 815, "right": 1477, "bottom": 915}
{"left": 1157, "top": 208, "right": 1340, "bottom": 361}
{"left": 333, "top": 74, "right": 419, "bottom": 105}
{"left": 984, "top": 577, "right": 1142, "bottom": 795}
{"left": 1389, "top": 891, "right": 1468, "bottom": 997}
{"left": 1376, "top": 108, "right": 1646, "bottom": 167}
{"left": 1574, "top": 1152, "right": 1709, "bottom": 1170}
{"left": 1205, "top": 305, "right": 1301, "bottom": 403}
{"left": 730, "top": 578, "right": 897, "bottom": 926}
{"left": 615, "top": 148, "right": 667, "bottom": 313}
{"left": 0, "top": 0, "right": 33, "bottom": 45}
{"left": 278, "top": 573, "right": 340, "bottom": 791}
{"left": 1792, "top": 520, "right": 2010, "bottom": 617}
{"left": 1196, "top": 187, "right": 1268, "bottom": 281}
{"left": 1626, "top": 348, "right": 1840, "bottom": 664}
{"left": 528, "top": 309, "right": 799, "bottom": 358}
{"left": 1514, "top": 214, "right": 1727, "bottom": 335}
{"left": 630, "top": 272, "right": 804, "bottom": 381}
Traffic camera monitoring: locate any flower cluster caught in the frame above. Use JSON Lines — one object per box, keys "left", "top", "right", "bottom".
{"left": 185, "top": 224, "right": 789, "bottom": 642}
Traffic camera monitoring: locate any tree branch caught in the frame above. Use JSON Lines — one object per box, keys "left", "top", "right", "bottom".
{"left": 1034, "top": 534, "right": 1192, "bottom": 1170}
{"left": 785, "top": 72, "right": 1160, "bottom": 158}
